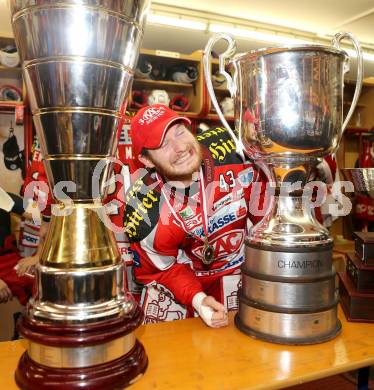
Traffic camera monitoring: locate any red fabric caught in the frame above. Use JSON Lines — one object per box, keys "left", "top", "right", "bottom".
{"left": 355, "top": 194, "right": 370, "bottom": 220}
{"left": 0, "top": 249, "right": 34, "bottom": 305}
{"left": 22, "top": 145, "right": 52, "bottom": 217}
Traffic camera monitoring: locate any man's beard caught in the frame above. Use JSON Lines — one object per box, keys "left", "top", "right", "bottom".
{"left": 149, "top": 141, "right": 202, "bottom": 184}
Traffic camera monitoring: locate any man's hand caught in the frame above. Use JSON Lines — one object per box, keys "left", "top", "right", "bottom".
{"left": 0, "top": 279, "right": 12, "bottom": 303}
{"left": 192, "top": 292, "right": 228, "bottom": 328}
{"left": 15, "top": 255, "right": 38, "bottom": 277}
{"left": 202, "top": 295, "right": 228, "bottom": 327}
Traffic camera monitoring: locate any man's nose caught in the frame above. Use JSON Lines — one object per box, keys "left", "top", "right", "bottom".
{"left": 172, "top": 139, "right": 186, "bottom": 153}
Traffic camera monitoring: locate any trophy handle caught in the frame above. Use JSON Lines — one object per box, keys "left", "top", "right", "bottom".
{"left": 332, "top": 32, "right": 364, "bottom": 132}
{"left": 203, "top": 34, "right": 244, "bottom": 156}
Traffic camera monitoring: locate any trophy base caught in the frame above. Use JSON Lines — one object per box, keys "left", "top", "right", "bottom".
{"left": 346, "top": 252, "right": 374, "bottom": 293}
{"left": 235, "top": 313, "right": 342, "bottom": 345}
{"left": 354, "top": 232, "right": 374, "bottom": 265}
{"left": 15, "top": 305, "right": 147, "bottom": 389}
{"left": 236, "top": 293, "right": 341, "bottom": 345}
{"left": 339, "top": 271, "right": 374, "bottom": 323}
{"left": 15, "top": 340, "right": 147, "bottom": 390}
{"left": 241, "top": 266, "right": 336, "bottom": 309}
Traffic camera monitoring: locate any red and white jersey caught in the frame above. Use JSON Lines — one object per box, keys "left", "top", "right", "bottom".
{"left": 124, "top": 127, "right": 264, "bottom": 308}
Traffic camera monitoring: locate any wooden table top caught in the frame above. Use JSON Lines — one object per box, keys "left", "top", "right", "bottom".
{"left": 0, "top": 306, "right": 373, "bottom": 390}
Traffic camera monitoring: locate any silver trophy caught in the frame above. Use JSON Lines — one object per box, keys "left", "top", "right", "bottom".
{"left": 10, "top": 0, "right": 150, "bottom": 388}
{"left": 204, "top": 33, "right": 363, "bottom": 344}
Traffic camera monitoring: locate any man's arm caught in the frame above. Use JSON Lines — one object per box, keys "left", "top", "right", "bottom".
{"left": 0, "top": 278, "right": 12, "bottom": 303}
{"left": 15, "top": 218, "right": 49, "bottom": 276}
{"left": 132, "top": 228, "right": 228, "bottom": 327}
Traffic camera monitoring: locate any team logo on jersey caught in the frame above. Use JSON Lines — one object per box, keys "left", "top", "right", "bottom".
{"left": 192, "top": 230, "right": 244, "bottom": 261}
{"left": 238, "top": 167, "right": 254, "bottom": 187}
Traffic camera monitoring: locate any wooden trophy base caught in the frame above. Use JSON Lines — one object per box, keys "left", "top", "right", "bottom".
{"left": 338, "top": 272, "right": 374, "bottom": 323}
{"left": 354, "top": 232, "right": 374, "bottom": 266}
{"left": 346, "top": 252, "right": 374, "bottom": 293}
{"left": 15, "top": 305, "right": 148, "bottom": 390}
{"left": 15, "top": 340, "right": 147, "bottom": 390}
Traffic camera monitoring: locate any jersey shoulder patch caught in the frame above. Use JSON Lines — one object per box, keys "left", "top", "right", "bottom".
{"left": 197, "top": 127, "right": 243, "bottom": 165}
{"left": 123, "top": 172, "right": 161, "bottom": 242}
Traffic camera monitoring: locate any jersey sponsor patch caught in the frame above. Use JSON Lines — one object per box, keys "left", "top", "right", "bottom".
{"left": 184, "top": 214, "right": 202, "bottom": 230}
{"left": 192, "top": 229, "right": 244, "bottom": 262}
{"left": 116, "top": 241, "right": 133, "bottom": 264}
{"left": 21, "top": 231, "right": 39, "bottom": 247}
{"left": 124, "top": 175, "right": 161, "bottom": 241}
{"left": 212, "top": 193, "right": 233, "bottom": 212}
{"left": 198, "top": 127, "right": 243, "bottom": 165}
{"left": 194, "top": 255, "right": 244, "bottom": 277}
{"left": 212, "top": 188, "right": 244, "bottom": 213}
{"left": 238, "top": 167, "right": 254, "bottom": 187}
{"left": 179, "top": 206, "right": 194, "bottom": 220}
{"left": 131, "top": 249, "right": 141, "bottom": 267}
{"left": 191, "top": 198, "right": 247, "bottom": 238}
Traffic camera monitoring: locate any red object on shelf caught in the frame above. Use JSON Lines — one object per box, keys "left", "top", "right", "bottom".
{"left": 345, "top": 127, "right": 371, "bottom": 135}
{"left": 359, "top": 138, "right": 373, "bottom": 168}
{"left": 0, "top": 101, "right": 23, "bottom": 112}
{"left": 14, "top": 103, "right": 24, "bottom": 124}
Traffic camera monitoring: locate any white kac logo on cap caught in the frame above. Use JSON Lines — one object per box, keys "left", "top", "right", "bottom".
{"left": 138, "top": 106, "right": 166, "bottom": 125}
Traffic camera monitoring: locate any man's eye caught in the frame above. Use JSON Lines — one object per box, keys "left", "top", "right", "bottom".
{"left": 177, "top": 128, "right": 185, "bottom": 136}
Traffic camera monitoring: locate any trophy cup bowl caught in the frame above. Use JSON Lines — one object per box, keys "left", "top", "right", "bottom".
{"left": 10, "top": 0, "right": 150, "bottom": 388}
{"left": 204, "top": 33, "right": 363, "bottom": 344}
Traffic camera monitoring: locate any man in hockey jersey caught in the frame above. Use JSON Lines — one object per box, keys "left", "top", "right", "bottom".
{"left": 124, "top": 104, "right": 264, "bottom": 328}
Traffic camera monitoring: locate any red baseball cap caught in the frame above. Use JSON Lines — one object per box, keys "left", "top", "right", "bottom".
{"left": 131, "top": 104, "right": 191, "bottom": 158}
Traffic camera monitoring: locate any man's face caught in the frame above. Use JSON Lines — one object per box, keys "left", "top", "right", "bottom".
{"left": 141, "top": 122, "right": 202, "bottom": 183}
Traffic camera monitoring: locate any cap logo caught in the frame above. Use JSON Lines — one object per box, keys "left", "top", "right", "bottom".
{"left": 138, "top": 106, "right": 167, "bottom": 125}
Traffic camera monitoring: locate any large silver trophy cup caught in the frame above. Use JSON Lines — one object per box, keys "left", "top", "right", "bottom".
{"left": 204, "top": 33, "right": 363, "bottom": 344}
{"left": 10, "top": 0, "right": 150, "bottom": 388}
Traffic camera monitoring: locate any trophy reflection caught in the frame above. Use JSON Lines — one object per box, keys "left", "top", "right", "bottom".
{"left": 10, "top": 0, "right": 150, "bottom": 388}
{"left": 204, "top": 33, "right": 363, "bottom": 344}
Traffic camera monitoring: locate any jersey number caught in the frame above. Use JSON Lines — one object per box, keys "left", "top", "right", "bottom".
{"left": 219, "top": 171, "right": 235, "bottom": 191}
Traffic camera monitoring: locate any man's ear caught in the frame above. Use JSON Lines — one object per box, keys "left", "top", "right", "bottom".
{"left": 138, "top": 154, "right": 155, "bottom": 169}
